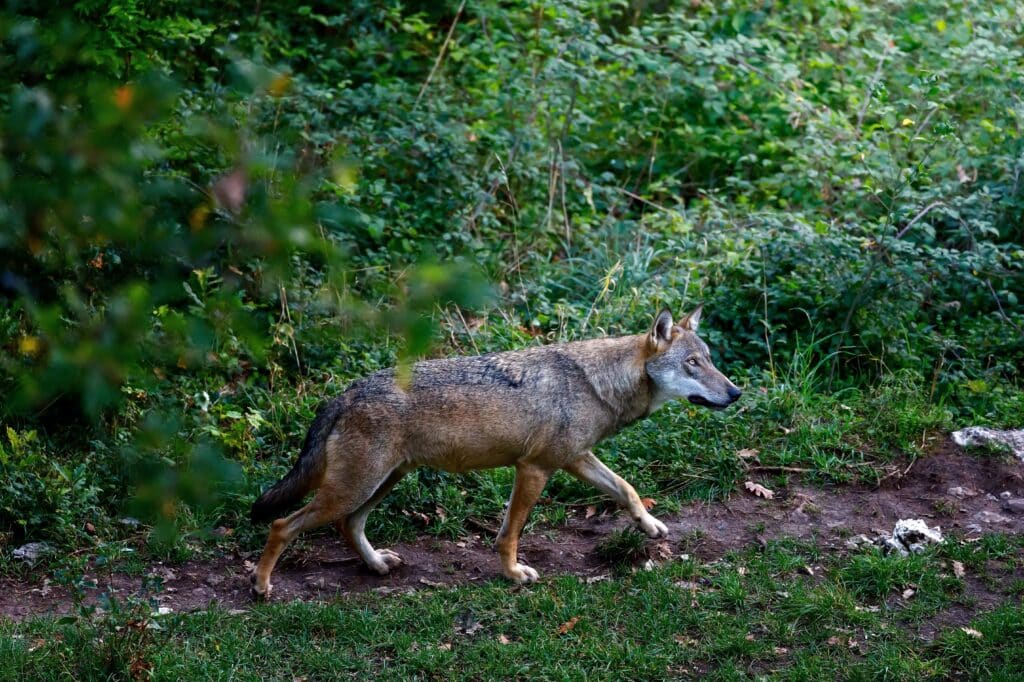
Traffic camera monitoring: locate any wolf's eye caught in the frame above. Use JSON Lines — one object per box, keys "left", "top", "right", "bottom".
{"left": 686, "top": 358, "right": 698, "bottom": 366}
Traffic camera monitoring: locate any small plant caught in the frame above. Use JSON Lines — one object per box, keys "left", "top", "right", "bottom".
{"left": 595, "top": 527, "right": 650, "bottom": 573}
{"left": 932, "top": 499, "right": 958, "bottom": 518}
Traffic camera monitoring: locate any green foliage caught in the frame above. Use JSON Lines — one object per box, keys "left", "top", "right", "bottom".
{"left": 1, "top": 0, "right": 1022, "bottom": 560}
{"left": 0, "top": 428, "right": 105, "bottom": 545}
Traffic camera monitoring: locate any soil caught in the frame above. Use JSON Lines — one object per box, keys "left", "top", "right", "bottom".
{"left": 2, "top": 438, "right": 1023, "bottom": 630}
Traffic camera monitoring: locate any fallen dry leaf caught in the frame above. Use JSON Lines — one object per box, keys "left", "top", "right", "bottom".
{"left": 961, "top": 627, "right": 982, "bottom": 639}
{"left": 902, "top": 588, "right": 916, "bottom": 600}
{"left": 674, "top": 634, "right": 699, "bottom": 646}
{"left": 952, "top": 560, "right": 966, "bottom": 578}
{"left": 497, "top": 634, "right": 511, "bottom": 645}
{"left": 557, "top": 616, "right": 580, "bottom": 635}
{"left": 640, "top": 498, "right": 656, "bottom": 511}
{"left": 584, "top": 505, "right": 598, "bottom": 519}
{"left": 737, "top": 448, "right": 760, "bottom": 460}
{"left": 744, "top": 481, "right": 775, "bottom": 499}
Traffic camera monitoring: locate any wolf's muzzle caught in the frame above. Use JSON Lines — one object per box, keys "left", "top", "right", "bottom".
{"left": 688, "top": 385, "right": 742, "bottom": 410}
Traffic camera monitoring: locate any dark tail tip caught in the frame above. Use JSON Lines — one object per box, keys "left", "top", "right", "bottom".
{"left": 250, "top": 397, "right": 342, "bottom": 524}
{"left": 250, "top": 466, "right": 310, "bottom": 523}
{"left": 249, "top": 483, "right": 290, "bottom": 520}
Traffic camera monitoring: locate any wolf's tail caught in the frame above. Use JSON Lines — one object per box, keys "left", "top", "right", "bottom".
{"left": 250, "top": 399, "right": 344, "bottom": 523}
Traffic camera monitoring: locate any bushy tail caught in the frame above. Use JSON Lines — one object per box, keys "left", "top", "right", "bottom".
{"left": 250, "top": 399, "right": 344, "bottom": 523}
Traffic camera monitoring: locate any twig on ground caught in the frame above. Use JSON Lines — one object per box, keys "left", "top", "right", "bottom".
{"left": 465, "top": 517, "right": 499, "bottom": 537}
{"left": 750, "top": 466, "right": 813, "bottom": 474}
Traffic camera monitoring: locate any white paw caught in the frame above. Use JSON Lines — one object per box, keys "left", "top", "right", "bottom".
{"left": 369, "top": 548, "right": 404, "bottom": 575}
{"left": 249, "top": 573, "right": 272, "bottom": 599}
{"left": 637, "top": 514, "right": 668, "bottom": 538}
{"left": 505, "top": 563, "right": 540, "bottom": 584}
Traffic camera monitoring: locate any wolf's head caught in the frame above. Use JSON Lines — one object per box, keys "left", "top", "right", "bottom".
{"left": 643, "top": 306, "right": 742, "bottom": 412}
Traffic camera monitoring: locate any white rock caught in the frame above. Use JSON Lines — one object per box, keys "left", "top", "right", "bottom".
{"left": 947, "top": 486, "right": 978, "bottom": 498}
{"left": 952, "top": 427, "right": 1024, "bottom": 460}
{"left": 893, "top": 519, "right": 943, "bottom": 546}
{"left": 875, "top": 519, "right": 943, "bottom": 557}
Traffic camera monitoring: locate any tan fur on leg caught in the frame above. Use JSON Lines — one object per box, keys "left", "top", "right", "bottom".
{"left": 495, "top": 463, "right": 551, "bottom": 583}
{"left": 564, "top": 451, "right": 667, "bottom": 538}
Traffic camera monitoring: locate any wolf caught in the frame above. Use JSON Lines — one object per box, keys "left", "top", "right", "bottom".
{"left": 249, "top": 305, "right": 741, "bottom": 597}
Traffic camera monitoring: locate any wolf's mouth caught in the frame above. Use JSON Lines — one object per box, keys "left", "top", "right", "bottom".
{"left": 687, "top": 394, "right": 729, "bottom": 410}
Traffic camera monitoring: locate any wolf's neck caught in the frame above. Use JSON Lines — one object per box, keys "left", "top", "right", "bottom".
{"left": 564, "top": 334, "right": 653, "bottom": 430}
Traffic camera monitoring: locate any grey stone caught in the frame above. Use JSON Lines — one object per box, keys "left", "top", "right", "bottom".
{"left": 12, "top": 542, "right": 53, "bottom": 563}
{"left": 973, "top": 510, "right": 1012, "bottom": 525}
{"left": 1001, "top": 498, "right": 1024, "bottom": 515}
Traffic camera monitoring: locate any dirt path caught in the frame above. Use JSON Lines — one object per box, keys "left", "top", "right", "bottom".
{"left": 2, "top": 440, "right": 1022, "bottom": 621}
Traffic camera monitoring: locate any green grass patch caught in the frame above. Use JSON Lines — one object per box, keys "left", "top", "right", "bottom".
{"left": 3, "top": 541, "right": 1022, "bottom": 681}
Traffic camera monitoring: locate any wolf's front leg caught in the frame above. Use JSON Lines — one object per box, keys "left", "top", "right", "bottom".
{"left": 563, "top": 451, "right": 668, "bottom": 538}
{"left": 495, "top": 463, "right": 552, "bottom": 583}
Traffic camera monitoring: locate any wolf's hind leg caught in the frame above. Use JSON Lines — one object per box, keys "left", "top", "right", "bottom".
{"left": 563, "top": 451, "right": 668, "bottom": 538}
{"left": 496, "top": 463, "right": 552, "bottom": 583}
{"left": 252, "top": 498, "right": 337, "bottom": 598}
{"left": 338, "top": 465, "right": 410, "bottom": 575}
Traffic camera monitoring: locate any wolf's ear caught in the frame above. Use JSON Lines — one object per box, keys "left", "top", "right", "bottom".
{"left": 648, "top": 309, "right": 674, "bottom": 352}
{"left": 680, "top": 304, "right": 703, "bottom": 332}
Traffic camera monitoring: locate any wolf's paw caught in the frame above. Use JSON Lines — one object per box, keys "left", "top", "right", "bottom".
{"left": 505, "top": 563, "right": 540, "bottom": 584}
{"left": 369, "top": 548, "right": 404, "bottom": 575}
{"left": 637, "top": 514, "right": 668, "bottom": 539}
{"left": 249, "top": 572, "right": 272, "bottom": 600}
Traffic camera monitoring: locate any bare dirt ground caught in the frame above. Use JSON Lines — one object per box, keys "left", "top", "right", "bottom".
{"left": 2, "top": 439, "right": 1022, "bottom": 625}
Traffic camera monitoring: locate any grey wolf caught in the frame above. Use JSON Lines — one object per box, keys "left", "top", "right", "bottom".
{"left": 250, "top": 305, "right": 741, "bottom": 597}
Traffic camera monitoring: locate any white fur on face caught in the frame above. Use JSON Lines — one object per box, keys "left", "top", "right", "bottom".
{"left": 648, "top": 371, "right": 717, "bottom": 412}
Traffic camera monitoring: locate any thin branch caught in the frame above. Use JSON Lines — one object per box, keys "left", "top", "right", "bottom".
{"left": 894, "top": 201, "right": 944, "bottom": 239}
{"left": 613, "top": 187, "right": 673, "bottom": 213}
{"left": 414, "top": 0, "right": 466, "bottom": 109}
{"left": 454, "top": 306, "right": 482, "bottom": 354}
{"left": 985, "top": 279, "right": 1024, "bottom": 337}
{"left": 856, "top": 48, "right": 889, "bottom": 132}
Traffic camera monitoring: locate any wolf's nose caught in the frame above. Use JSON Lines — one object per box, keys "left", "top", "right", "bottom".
{"left": 727, "top": 386, "right": 743, "bottom": 402}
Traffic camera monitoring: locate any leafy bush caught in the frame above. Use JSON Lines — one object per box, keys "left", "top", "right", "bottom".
{"left": 0, "top": 0, "right": 1021, "bottom": 553}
